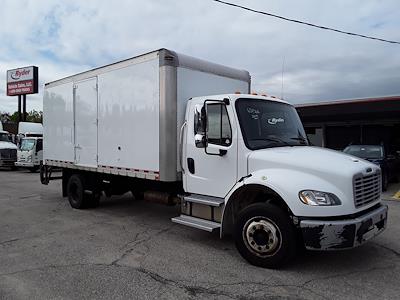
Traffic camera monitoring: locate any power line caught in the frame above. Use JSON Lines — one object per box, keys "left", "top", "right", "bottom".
{"left": 212, "top": 0, "right": 400, "bottom": 45}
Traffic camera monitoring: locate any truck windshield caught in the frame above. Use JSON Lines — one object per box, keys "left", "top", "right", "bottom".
{"left": 20, "top": 139, "right": 35, "bottom": 151}
{"left": 0, "top": 133, "right": 10, "bottom": 142}
{"left": 235, "top": 98, "right": 308, "bottom": 150}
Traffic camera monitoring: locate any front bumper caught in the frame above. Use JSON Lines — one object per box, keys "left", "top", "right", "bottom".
{"left": 0, "top": 159, "right": 17, "bottom": 167}
{"left": 15, "top": 161, "right": 35, "bottom": 167}
{"left": 300, "top": 204, "right": 388, "bottom": 250}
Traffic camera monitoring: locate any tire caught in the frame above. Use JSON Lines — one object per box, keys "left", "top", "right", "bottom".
{"left": 67, "top": 174, "right": 87, "bottom": 209}
{"left": 234, "top": 203, "right": 296, "bottom": 268}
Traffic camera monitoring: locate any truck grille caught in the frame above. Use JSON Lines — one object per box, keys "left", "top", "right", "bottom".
{"left": 0, "top": 149, "right": 17, "bottom": 159}
{"left": 353, "top": 171, "right": 381, "bottom": 208}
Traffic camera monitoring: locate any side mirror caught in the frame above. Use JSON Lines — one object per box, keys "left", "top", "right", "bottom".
{"left": 195, "top": 134, "right": 206, "bottom": 148}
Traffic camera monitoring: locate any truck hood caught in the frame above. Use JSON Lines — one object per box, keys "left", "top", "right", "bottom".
{"left": 247, "top": 146, "right": 381, "bottom": 217}
{"left": 0, "top": 141, "right": 17, "bottom": 150}
{"left": 248, "top": 146, "right": 378, "bottom": 180}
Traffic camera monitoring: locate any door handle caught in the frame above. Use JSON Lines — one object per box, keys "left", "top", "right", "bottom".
{"left": 187, "top": 158, "right": 195, "bottom": 174}
{"left": 179, "top": 121, "right": 187, "bottom": 173}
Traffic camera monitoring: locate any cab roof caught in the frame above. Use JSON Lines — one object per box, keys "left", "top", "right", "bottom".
{"left": 190, "top": 93, "right": 291, "bottom": 105}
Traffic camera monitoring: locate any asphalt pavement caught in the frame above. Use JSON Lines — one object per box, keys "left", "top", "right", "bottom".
{"left": 0, "top": 170, "right": 399, "bottom": 300}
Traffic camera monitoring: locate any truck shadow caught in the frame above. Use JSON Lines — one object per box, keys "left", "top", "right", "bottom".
{"left": 82, "top": 194, "right": 396, "bottom": 273}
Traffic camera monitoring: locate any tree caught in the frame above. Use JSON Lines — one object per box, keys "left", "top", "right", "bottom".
{"left": 27, "top": 110, "right": 43, "bottom": 123}
{"left": 1, "top": 110, "right": 43, "bottom": 123}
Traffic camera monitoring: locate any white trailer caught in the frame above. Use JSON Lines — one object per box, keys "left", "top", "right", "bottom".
{"left": 42, "top": 49, "right": 388, "bottom": 268}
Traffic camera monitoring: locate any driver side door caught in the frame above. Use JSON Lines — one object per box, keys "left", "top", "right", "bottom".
{"left": 183, "top": 100, "right": 238, "bottom": 198}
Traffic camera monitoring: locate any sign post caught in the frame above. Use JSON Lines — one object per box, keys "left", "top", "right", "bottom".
{"left": 6, "top": 66, "right": 39, "bottom": 122}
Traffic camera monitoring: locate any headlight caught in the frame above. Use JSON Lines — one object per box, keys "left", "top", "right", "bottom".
{"left": 27, "top": 155, "right": 32, "bottom": 162}
{"left": 299, "top": 190, "right": 341, "bottom": 206}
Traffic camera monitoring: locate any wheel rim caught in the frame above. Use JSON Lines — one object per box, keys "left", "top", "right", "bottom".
{"left": 243, "top": 217, "right": 282, "bottom": 257}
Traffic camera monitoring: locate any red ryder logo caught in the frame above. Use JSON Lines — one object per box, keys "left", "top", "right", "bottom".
{"left": 10, "top": 69, "right": 31, "bottom": 80}
{"left": 6, "top": 66, "right": 38, "bottom": 96}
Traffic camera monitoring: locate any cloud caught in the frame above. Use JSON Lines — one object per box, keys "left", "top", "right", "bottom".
{"left": 1, "top": 0, "right": 400, "bottom": 112}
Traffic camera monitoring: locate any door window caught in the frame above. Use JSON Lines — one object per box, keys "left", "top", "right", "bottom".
{"left": 207, "top": 103, "right": 232, "bottom": 146}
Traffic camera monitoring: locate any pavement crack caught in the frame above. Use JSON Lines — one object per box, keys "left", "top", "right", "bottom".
{"left": 19, "top": 194, "right": 40, "bottom": 199}
{"left": 372, "top": 242, "right": 400, "bottom": 258}
{"left": 111, "top": 225, "right": 175, "bottom": 266}
{"left": 136, "top": 267, "right": 237, "bottom": 299}
{"left": 0, "top": 238, "right": 19, "bottom": 246}
{"left": 0, "top": 263, "right": 104, "bottom": 277}
{"left": 301, "top": 265, "right": 393, "bottom": 287}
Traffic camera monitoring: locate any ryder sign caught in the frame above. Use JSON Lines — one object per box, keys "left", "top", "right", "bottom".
{"left": 7, "top": 66, "right": 39, "bottom": 96}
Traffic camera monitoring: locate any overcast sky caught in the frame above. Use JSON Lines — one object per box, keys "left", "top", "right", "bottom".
{"left": 0, "top": 0, "right": 399, "bottom": 113}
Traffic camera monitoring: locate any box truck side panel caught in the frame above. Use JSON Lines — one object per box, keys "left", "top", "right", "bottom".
{"left": 97, "top": 57, "right": 160, "bottom": 172}
{"left": 74, "top": 77, "right": 98, "bottom": 168}
{"left": 176, "top": 67, "right": 250, "bottom": 169}
{"left": 43, "top": 82, "right": 74, "bottom": 163}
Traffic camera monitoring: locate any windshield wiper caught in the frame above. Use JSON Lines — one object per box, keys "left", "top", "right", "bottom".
{"left": 249, "top": 137, "right": 292, "bottom": 147}
{"left": 290, "top": 136, "right": 308, "bottom": 145}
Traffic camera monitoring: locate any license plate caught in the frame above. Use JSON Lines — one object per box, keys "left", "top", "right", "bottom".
{"left": 363, "top": 225, "right": 379, "bottom": 241}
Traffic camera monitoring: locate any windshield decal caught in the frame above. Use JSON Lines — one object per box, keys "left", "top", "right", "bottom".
{"left": 247, "top": 107, "right": 260, "bottom": 120}
{"left": 267, "top": 117, "right": 285, "bottom": 125}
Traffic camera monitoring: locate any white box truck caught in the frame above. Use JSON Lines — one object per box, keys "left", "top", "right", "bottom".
{"left": 0, "top": 130, "right": 18, "bottom": 169}
{"left": 18, "top": 121, "right": 43, "bottom": 138}
{"left": 15, "top": 137, "right": 43, "bottom": 172}
{"left": 41, "top": 49, "right": 388, "bottom": 268}
{"left": 15, "top": 122, "right": 43, "bottom": 172}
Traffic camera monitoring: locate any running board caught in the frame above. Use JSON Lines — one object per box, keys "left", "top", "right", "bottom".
{"left": 183, "top": 194, "right": 224, "bottom": 207}
{"left": 171, "top": 215, "right": 221, "bottom": 232}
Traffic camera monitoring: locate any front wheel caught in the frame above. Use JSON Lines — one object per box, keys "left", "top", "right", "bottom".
{"left": 234, "top": 203, "right": 296, "bottom": 268}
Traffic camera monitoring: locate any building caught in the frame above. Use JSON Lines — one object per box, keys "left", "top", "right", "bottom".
{"left": 296, "top": 96, "right": 400, "bottom": 152}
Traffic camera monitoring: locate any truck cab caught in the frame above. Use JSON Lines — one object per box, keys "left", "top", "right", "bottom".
{"left": 15, "top": 137, "right": 43, "bottom": 172}
{"left": 173, "top": 94, "right": 387, "bottom": 267}
{"left": 0, "top": 130, "right": 18, "bottom": 169}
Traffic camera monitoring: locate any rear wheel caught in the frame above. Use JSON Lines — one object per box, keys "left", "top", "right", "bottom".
{"left": 234, "top": 203, "right": 296, "bottom": 268}
{"left": 67, "top": 174, "right": 87, "bottom": 209}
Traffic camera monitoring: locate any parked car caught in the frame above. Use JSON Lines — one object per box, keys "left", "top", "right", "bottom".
{"left": 343, "top": 145, "right": 400, "bottom": 191}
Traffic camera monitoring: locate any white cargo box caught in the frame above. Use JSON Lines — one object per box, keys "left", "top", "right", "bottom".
{"left": 43, "top": 49, "right": 250, "bottom": 181}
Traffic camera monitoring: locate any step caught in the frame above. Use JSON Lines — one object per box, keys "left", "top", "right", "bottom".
{"left": 171, "top": 215, "right": 221, "bottom": 232}
{"left": 183, "top": 194, "right": 224, "bottom": 207}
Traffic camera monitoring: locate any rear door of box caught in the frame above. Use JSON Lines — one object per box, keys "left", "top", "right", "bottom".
{"left": 43, "top": 82, "right": 75, "bottom": 163}
{"left": 74, "top": 77, "right": 98, "bottom": 167}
